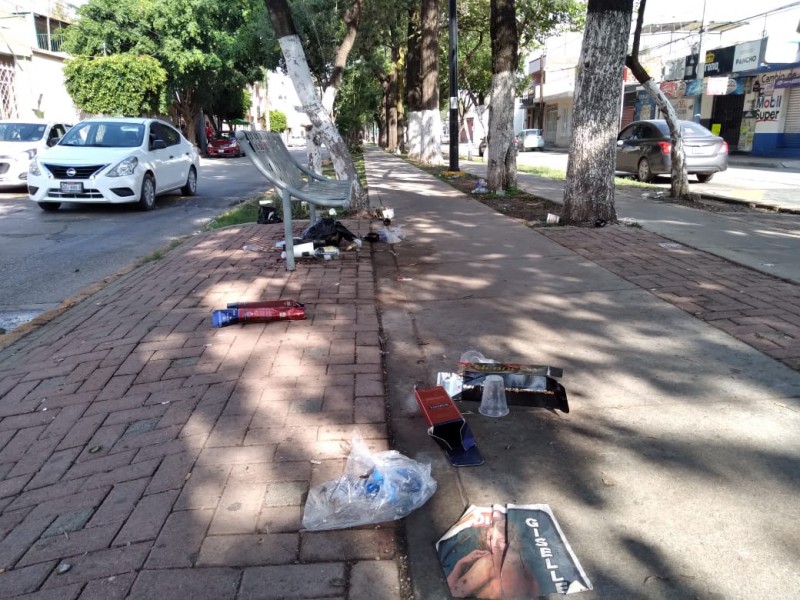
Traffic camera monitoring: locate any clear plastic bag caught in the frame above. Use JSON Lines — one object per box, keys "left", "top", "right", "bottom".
{"left": 302, "top": 434, "right": 437, "bottom": 531}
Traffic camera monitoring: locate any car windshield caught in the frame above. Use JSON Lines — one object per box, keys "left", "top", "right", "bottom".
{"left": 0, "top": 123, "right": 46, "bottom": 142}
{"left": 60, "top": 122, "right": 145, "bottom": 148}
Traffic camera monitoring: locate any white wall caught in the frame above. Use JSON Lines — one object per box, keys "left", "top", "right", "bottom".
{"left": 22, "top": 51, "right": 80, "bottom": 122}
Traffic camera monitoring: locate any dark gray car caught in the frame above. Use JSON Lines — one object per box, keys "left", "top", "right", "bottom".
{"left": 616, "top": 119, "right": 728, "bottom": 183}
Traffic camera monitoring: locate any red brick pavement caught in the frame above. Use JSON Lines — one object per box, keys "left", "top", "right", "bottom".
{"left": 0, "top": 221, "right": 401, "bottom": 600}
{"left": 540, "top": 225, "right": 800, "bottom": 371}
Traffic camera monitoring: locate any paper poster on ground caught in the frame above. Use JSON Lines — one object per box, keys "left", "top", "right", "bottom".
{"left": 436, "top": 504, "right": 591, "bottom": 599}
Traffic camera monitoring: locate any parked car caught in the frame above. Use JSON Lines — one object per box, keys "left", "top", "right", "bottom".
{"left": 616, "top": 119, "right": 728, "bottom": 183}
{"left": 207, "top": 132, "right": 241, "bottom": 158}
{"left": 0, "top": 120, "right": 71, "bottom": 188}
{"left": 27, "top": 117, "right": 200, "bottom": 211}
{"left": 514, "top": 128, "right": 545, "bottom": 152}
{"left": 478, "top": 137, "right": 487, "bottom": 157}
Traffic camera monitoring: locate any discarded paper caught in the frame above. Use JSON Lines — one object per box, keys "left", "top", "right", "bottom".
{"left": 437, "top": 504, "right": 592, "bottom": 598}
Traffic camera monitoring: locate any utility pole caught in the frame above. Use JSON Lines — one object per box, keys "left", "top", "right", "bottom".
{"left": 448, "top": 0, "right": 459, "bottom": 171}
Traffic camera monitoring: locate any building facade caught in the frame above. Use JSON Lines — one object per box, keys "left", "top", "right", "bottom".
{"left": 518, "top": 10, "right": 800, "bottom": 158}
{"left": 0, "top": 8, "right": 80, "bottom": 123}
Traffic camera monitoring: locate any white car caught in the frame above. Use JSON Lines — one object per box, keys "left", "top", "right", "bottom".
{"left": 0, "top": 120, "right": 71, "bottom": 188}
{"left": 28, "top": 117, "right": 199, "bottom": 211}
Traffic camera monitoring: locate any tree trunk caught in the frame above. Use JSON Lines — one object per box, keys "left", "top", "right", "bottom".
{"left": 626, "top": 0, "right": 691, "bottom": 199}
{"left": 562, "top": 0, "right": 633, "bottom": 226}
{"left": 407, "top": 0, "right": 442, "bottom": 165}
{"left": 321, "top": 0, "right": 363, "bottom": 115}
{"left": 264, "top": 0, "right": 367, "bottom": 210}
{"left": 487, "top": 0, "right": 518, "bottom": 191}
{"left": 387, "top": 46, "right": 399, "bottom": 152}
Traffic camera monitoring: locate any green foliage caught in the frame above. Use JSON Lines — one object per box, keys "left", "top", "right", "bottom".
{"left": 269, "top": 110, "right": 288, "bottom": 132}
{"left": 65, "top": 0, "right": 280, "bottom": 129}
{"left": 335, "top": 67, "right": 382, "bottom": 149}
{"left": 439, "top": 0, "right": 587, "bottom": 111}
{"left": 64, "top": 54, "right": 168, "bottom": 115}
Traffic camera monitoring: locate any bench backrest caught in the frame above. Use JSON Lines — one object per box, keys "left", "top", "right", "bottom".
{"left": 238, "top": 130, "right": 304, "bottom": 189}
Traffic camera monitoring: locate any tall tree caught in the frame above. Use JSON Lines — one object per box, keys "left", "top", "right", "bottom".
{"left": 486, "top": 0, "right": 518, "bottom": 191}
{"left": 64, "top": 0, "right": 274, "bottom": 144}
{"left": 407, "top": 0, "right": 442, "bottom": 165}
{"left": 626, "top": 0, "right": 691, "bottom": 198}
{"left": 561, "top": 0, "right": 633, "bottom": 225}
{"left": 264, "top": 0, "right": 367, "bottom": 208}
{"left": 459, "top": 0, "right": 584, "bottom": 190}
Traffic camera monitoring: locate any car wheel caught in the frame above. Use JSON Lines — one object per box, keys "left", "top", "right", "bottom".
{"left": 38, "top": 201, "right": 61, "bottom": 212}
{"left": 696, "top": 173, "right": 714, "bottom": 183}
{"left": 138, "top": 173, "right": 156, "bottom": 211}
{"left": 637, "top": 158, "right": 653, "bottom": 183}
{"left": 181, "top": 166, "right": 197, "bottom": 196}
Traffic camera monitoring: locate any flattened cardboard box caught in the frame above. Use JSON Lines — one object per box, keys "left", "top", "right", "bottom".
{"left": 446, "top": 363, "right": 569, "bottom": 413}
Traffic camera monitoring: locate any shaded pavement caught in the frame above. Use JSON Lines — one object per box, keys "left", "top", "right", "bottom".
{"left": 0, "top": 146, "right": 798, "bottom": 599}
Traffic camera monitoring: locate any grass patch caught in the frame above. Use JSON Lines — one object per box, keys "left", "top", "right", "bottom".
{"left": 204, "top": 196, "right": 263, "bottom": 230}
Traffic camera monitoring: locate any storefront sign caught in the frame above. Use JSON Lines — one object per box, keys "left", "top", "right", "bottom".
{"left": 753, "top": 94, "right": 782, "bottom": 121}
{"left": 775, "top": 69, "right": 800, "bottom": 89}
{"left": 659, "top": 81, "right": 687, "bottom": 97}
{"left": 732, "top": 39, "right": 765, "bottom": 73}
{"left": 706, "top": 76, "right": 730, "bottom": 95}
{"left": 704, "top": 46, "right": 735, "bottom": 76}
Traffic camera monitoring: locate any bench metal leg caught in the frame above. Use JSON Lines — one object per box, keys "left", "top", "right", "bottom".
{"left": 281, "top": 189, "right": 296, "bottom": 271}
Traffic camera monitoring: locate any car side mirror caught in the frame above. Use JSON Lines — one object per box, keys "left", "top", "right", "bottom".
{"left": 151, "top": 139, "right": 167, "bottom": 150}
{"left": 47, "top": 137, "right": 59, "bottom": 147}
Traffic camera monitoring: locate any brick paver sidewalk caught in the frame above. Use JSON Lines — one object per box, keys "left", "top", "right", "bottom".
{"left": 540, "top": 226, "right": 800, "bottom": 372}
{"left": 0, "top": 221, "right": 402, "bottom": 599}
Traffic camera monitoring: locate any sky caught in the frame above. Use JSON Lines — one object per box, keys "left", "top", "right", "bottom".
{"left": 642, "top": 0, "right": 800, "bottom": 62}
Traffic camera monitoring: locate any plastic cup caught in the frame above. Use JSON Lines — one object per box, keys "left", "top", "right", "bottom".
{"left": 459, "top": 350, "right": 485, "bottom": 363}
{"left": 479, "top": 375, "right": 509, "bottom": 417}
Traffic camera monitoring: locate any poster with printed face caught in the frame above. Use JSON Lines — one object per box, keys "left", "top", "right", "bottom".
{"left": 436, "top": 504, "right": 592, "bottom": 599}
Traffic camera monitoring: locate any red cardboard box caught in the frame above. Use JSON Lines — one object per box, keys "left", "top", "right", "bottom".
{"left": 415, "top": 386, "right": 483, "bottom": 467}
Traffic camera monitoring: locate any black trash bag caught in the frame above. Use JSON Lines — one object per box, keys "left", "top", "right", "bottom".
{"left": 257, "top": 205, "right": 282, "bottom": 224}
{"left": 301, "top": 218, "right": 357, "bottom": 247}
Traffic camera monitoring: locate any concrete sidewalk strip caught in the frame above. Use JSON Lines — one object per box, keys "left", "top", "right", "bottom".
{"left": 0, "top": 220, "right": 403, "bottom": 598}
{"left": 363, "top": 147, "right": 800, "bottom": 599}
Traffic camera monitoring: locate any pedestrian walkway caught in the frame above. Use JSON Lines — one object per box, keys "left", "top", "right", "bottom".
{"left": 0, "top": 221, "right": 402, "bottom": 599}
{"left": 0, "top": 147, "right": 798, "bottom": 599}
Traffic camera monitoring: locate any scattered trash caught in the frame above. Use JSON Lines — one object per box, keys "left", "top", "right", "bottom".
{"left": 301, "top": 434, "right": 437, "bottom": 531}
{"left": 415, "top": 386, "right": 483, "bottom": 467}
{"left": 479, "top": 375, "right": 509, "bottom": 417}
{"left": 594, "top": 219, "right": 607, "bottom": 227}
{"left": 437, "top": 504, "right": 592, "bottom": 598}
{"left": 375, "top": 225, "right": 405, "bottom": 244}
{"left": 396, "top": 276, "right": 414, "bottom": 282}
{"left": 301, "top": 217, "right": 358, "bottom": 248}
{"left": 642, "top": 191, "right": 666, "bottom": 199}
{"left": 242, "top": 244, "right": 264, "bottom": 252}
{"left": 658, "top": 242, "right": 683, "bottom": 249}
{"left": 761, "top": 263, "right": 776, "bottom": 267}
{"left": 362, "top": 232, "right": 381, "bottom": 243}
{"left": 546, "top": 213, "right": 560, "bottom": 224}
{"left": 472, "top": 179, "right": 489, "bottom": 194}
{"left": 56, "top": 563, "right": 72, "bottom": 574}
{"left": 257, "top": 204, "right": 282, "bottom": 224}
{"left": 212, "top": 300, "right": 305, "bottom": 328}
{"left": 88, "top": 445, "right": 102, "bottom": 454}
{"left": 438, "top": 361, "right": 568, "bottom": 413}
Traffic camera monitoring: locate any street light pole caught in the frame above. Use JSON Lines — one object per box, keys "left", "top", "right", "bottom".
{"left": 448, "top": 0, "right": 459, "bottom": 171}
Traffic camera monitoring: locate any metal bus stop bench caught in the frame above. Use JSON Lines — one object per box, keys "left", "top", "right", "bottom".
{"left": 235, "top": 130, "right": 353, "bottom": 271}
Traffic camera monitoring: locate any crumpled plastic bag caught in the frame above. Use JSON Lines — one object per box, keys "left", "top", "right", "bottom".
{"left": 302, "top": 434, "right": 437, "bottom": 531}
